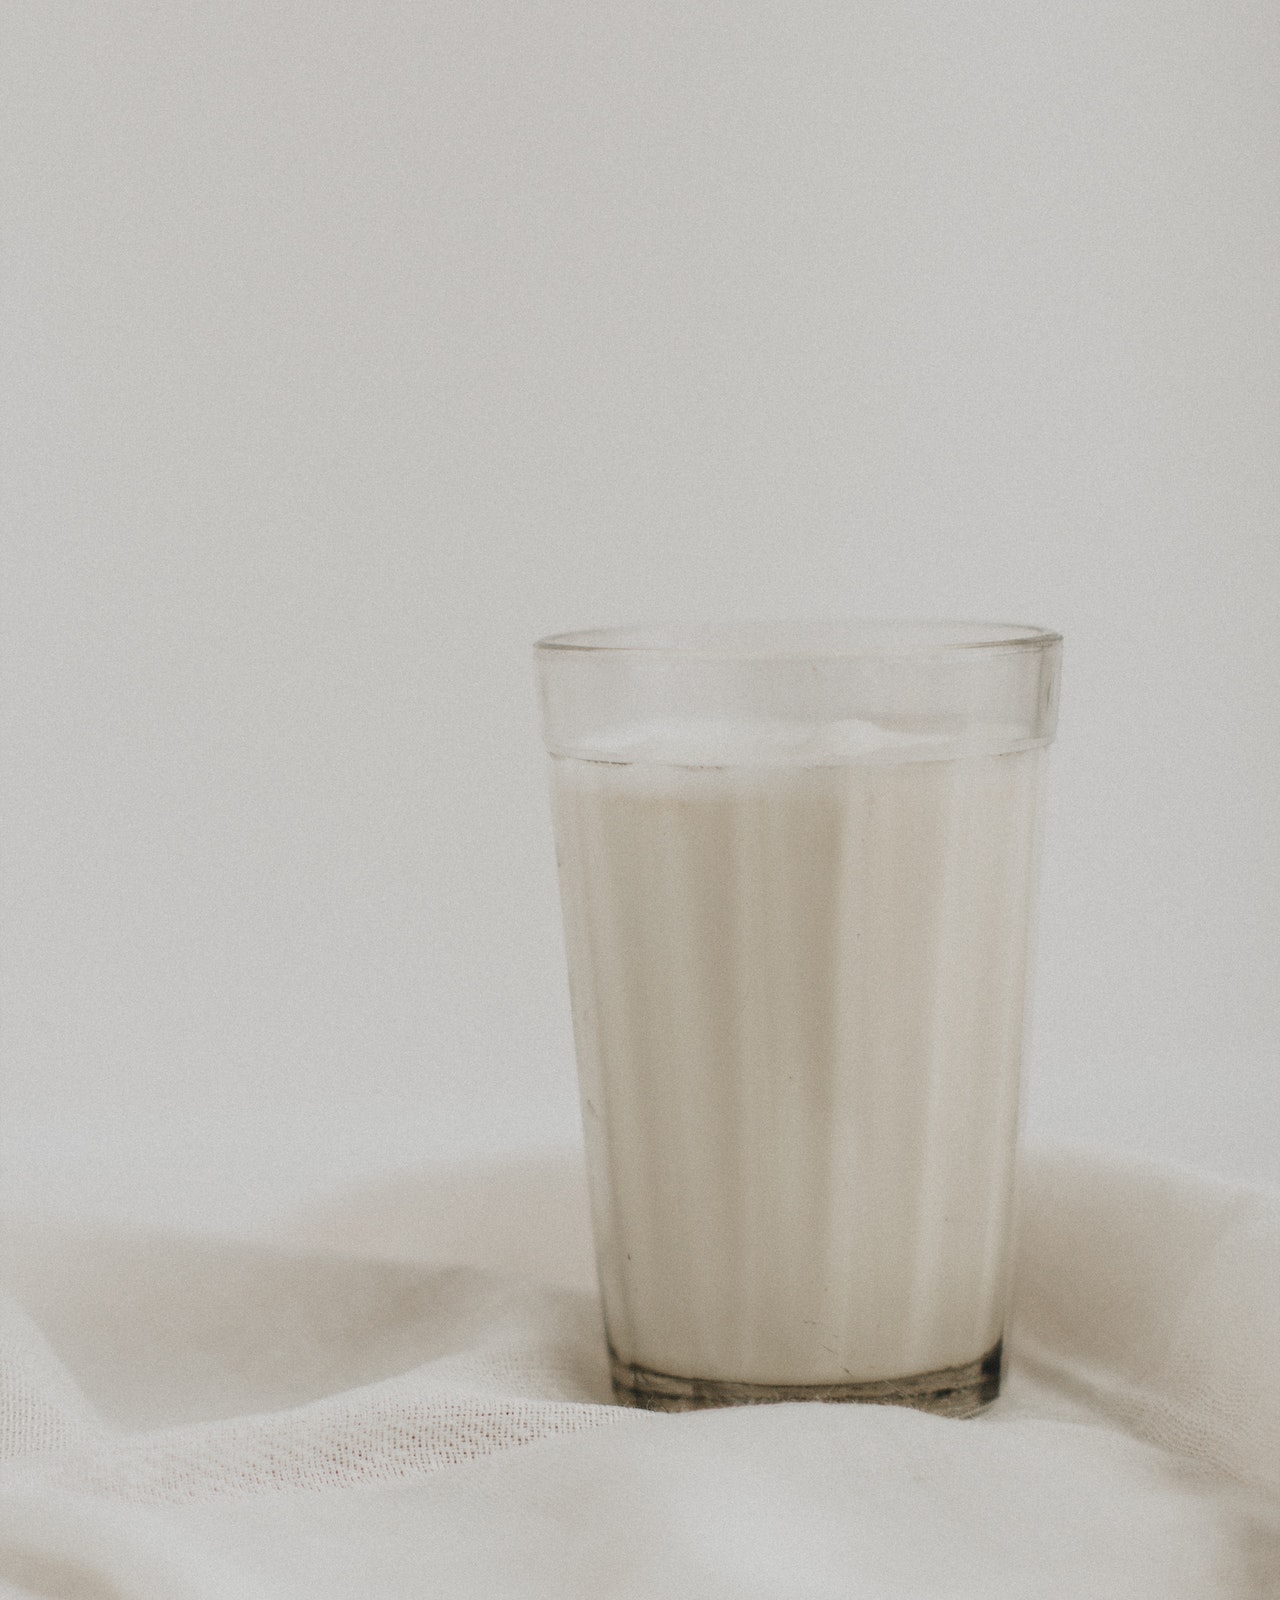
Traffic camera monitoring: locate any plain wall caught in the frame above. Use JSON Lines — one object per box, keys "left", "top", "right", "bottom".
{"left": 2, "top": 0, "right": 1276, "bottom": 1229}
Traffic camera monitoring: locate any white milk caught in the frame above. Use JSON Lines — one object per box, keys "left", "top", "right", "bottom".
{"left": 551, "top": 723, "right": 1044, "bottom": 1386}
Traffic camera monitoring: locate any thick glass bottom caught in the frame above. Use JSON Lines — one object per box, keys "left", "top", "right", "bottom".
{"left": 609, "top": 1339, "right": 1002, "bottom": 1418}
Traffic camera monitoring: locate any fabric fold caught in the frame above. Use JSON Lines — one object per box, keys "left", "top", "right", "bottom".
{"left": 0, "top": 1144, "right": 1273, "bottom": 1598}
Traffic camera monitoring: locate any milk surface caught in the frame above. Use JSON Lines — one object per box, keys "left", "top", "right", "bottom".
{"left": 551, "top": 720, "right": 1044, "bottom": 1385}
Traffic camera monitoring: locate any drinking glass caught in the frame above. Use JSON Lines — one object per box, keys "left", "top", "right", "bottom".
{"left": 536, "top": 621, "right": 1061, "bottom": 1415}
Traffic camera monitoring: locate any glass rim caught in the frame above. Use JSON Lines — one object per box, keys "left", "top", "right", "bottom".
{"left": 534, "top": 619, "right": 1062, "bottom": 662}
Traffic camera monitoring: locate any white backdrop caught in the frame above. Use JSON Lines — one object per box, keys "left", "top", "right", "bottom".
{"left": 2, "top": 0, "right": 1276, "bottom": 1233}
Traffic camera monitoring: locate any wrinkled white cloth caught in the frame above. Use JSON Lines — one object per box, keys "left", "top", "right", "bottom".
{"left": 0, "top": 1145, "right": 1276, "bottom": 1598}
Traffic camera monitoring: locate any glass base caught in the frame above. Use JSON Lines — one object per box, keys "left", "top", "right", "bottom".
{"left": 609, "top": 1339, "right": 1002, "bottom": 1418}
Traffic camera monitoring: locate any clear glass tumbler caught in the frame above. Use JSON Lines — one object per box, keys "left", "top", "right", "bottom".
{"left": 535, "top": 621, "right": 1061, "bottom": 1416}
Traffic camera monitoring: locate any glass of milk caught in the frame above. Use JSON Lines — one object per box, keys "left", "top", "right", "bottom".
{"left": 535, "top": 621, "right": 1061, "bottom": 1416}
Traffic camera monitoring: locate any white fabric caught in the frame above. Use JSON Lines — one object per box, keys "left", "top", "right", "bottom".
{"left": 0, "top": 1145, "right": 1276, "bottom": 1598}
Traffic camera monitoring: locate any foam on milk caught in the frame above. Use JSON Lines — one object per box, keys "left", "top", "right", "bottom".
{"left": 563, "top": 716, "right": 1029, "bottom": 768}
{"left": 551, "top": 734, "right": 1045, "bottom": 1386}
